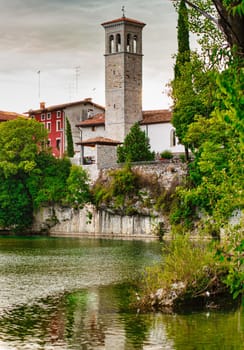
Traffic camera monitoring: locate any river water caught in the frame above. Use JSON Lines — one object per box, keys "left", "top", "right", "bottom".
{"left": 0, "top": 236, "right": 243, "bottom": 350}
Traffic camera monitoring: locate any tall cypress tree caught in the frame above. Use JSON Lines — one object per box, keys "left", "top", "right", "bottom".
{"left": 66, "top": 118, "right": 74, "bottom": 158}
{"left": 174, "top": 0, "right": 190, "bottom": 78}
{"left": 172, "top": 0, "right": 193, "bottom": 160}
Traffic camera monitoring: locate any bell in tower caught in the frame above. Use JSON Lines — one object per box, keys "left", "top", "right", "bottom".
{"left": 102, "top": 12, "right": 146, "bottom": 142}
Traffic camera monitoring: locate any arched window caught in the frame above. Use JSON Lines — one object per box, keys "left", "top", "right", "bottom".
{"left": 109, "top": 35, "right": 115, "bottom": 53}
{"left": 116, "top": 34, "right": 121, "bottom": 52}
{"left": 133, "top": 35, "right": 137, "bottom": 53}
{"left": 170, "top": 129, "right": 176, "bottom": 147}
{"left": 127, "top": 34, "right": 131, "bottom": 52}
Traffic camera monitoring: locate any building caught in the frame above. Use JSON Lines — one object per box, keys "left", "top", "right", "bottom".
{"left": 76, "top": 15, "right": 184, "bottom": 175}
{"left": 28, "top": 14, "right": 183, "bottom": 173}
{"left": 28, "top": 99, "right": 105, "bottom": 158}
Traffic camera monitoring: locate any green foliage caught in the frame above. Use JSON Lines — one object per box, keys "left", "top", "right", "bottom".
{"left": 117, "top": 122, "right": 155, "bottom": 163}
{"left": 65, "top": 165, "right": 91, "bottom": 209}
{"left": 0, "top": 174, "right": 33, "bottom": 232}
{"left": 215, "top": 224, "right": 244, "bottom": 301}
{"left": 142, "top": 234, "right": 227, "bottom": 296}
{"left": 174, "top": 0, "right": 190, "bottom": 78}
{"left": 160, "top": 150, "right": 173, "bottom": 159}
{"left": 92, "top": 164, "right": 139, "bottom": 212}
{"left": 0, "top": 119, "right": 91, "bottom": 231}
{"left": 29, "top": 153, "right": 71, "bottom": 208}
{"left": 0, "top": 118, "right": 47, "bottom": 177}
{"left": 170, "top": 61, "right": 244, "bottom": 233}
{"left": 66, "top": 118, "right": 74, "bottom": 157}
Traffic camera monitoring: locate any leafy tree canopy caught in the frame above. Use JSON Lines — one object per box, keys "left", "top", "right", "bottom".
{"left": 0, "top": 118, "right": 47, "bottom": 177}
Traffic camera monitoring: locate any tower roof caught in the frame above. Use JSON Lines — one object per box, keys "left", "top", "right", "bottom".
{"left": 102, "top": 17, "right": 146, "bottom": 28}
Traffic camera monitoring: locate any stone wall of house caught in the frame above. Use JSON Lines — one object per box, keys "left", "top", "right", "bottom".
{"left": 97, "top": 145, "right": 118, "bottom": 169}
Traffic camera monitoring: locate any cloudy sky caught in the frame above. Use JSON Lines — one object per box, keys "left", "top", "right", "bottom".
{"left": 0, "top": 0, "right": 181, "bottom": 113}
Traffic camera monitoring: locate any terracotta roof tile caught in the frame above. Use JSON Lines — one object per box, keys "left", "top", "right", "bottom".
{"left": 27, "top": 99, "right": 105, "bottom": 114}
{"left": 141, "top": 110, "right": 172, "bottom": 125}
{"left": 76, "top": 113, "right": 105, "bottom": 127}
{"left": 0, "top": 110, "right": 26, "bottom": 122}
{"left": 76, "top": 136, "right": 121, "bottom": 146}
{"left": 102, "top": 17, "right": 146, "bottom": 27}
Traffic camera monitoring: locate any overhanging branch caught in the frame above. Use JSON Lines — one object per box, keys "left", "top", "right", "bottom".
{"left": 184, "top": 0, "right": 219, "bottom": 26}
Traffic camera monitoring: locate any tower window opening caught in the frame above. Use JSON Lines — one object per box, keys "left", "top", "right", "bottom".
{"left": 109, "top": 35, "right": 115, "bottom": 53}
{"left": 126, "top": 34, "right": 131, "bottom": 52}
{"left": 116, "top": 34, "right": 121, "bottom": 52}
{"left": 133, "top": 35, "right": 137, "bottom": 53}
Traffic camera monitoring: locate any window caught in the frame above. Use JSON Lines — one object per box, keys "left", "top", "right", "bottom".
{"left": 133, "top": 35, "right": 137, "bottom": 53}
{"left": 47, "top": 112, "right": 51, "bottom": 120}
{"left": 170, "top": 129, "right": 176, "bottom": 147}
{"left": 56, "top": 111, "right": 61, "bottom": 118}
{"left": 116, "top": 34, "right": 121, "bottom": 52}
{"left": 127, "top": 34, "right": 131, "bottom": 52}
{"left": 92, "top": 126, "right": 96, "bottom": 132}
{"left": 56, "top": 120, "right": 61, "bottom": 131}
{"left": 56, "top": 139, "right": 61, "bottom": 150}
{"left": 46, "top": 122, "right": 51, "bottom": 131}
{"left": 109, "top": 35, "right": 115, "bottom": 53}
{"left": 41, "top": 113, "right": 45, "bottom": 121}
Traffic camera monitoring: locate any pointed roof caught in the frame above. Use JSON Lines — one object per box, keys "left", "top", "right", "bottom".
{"left": 102, "top": 17, "right": 146, "bottom": 27}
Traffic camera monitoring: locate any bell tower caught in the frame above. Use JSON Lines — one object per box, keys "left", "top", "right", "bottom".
{"left": 102, "top": 13, "right": 146, "bottom": 142}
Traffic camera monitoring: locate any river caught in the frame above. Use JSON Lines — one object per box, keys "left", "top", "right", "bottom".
{"left": 0, "top": 236, "right": 243, "bottom": 349}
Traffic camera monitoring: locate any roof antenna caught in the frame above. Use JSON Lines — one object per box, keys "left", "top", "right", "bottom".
{"left": 122, "top": 5, "right": 125, "bottom": 18}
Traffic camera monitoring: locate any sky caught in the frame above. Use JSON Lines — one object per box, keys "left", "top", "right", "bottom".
{"left": 0, "top": 0, "right": 180, "bottom": 114}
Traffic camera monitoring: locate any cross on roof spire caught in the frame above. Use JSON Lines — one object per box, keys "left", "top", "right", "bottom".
{"left": 122, "top": 5, "right": 125, "bottom": 18}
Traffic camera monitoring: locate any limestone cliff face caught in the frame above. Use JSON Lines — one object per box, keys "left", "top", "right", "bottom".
{"left": 33, "top": 162, "right": 187, "bottom": 238}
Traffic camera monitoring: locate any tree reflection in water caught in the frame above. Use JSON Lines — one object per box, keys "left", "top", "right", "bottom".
{"left": 0, "top": 284, "right": 243, "bottom": 349}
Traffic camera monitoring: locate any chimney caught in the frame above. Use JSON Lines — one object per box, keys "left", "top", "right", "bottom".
{"left": 40, "top": 102, "right": 45, "bottom": 109}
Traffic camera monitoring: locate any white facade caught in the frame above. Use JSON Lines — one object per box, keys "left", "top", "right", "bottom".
{"left": 141, "top": 122, "right": 184, "bottom": 155}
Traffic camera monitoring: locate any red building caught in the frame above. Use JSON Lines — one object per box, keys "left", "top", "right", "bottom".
{"left": 28, "top": 99, "right": 105, "bottom": 158}
{"left": 29, "top": 102, "right": 65, "bottom": 158}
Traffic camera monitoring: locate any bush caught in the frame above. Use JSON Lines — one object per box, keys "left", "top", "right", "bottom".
{"left": 160, "top": 150, "right": 173, "bottom": 159}
{"left": 141, "top": 234, "right": 229, "bottom": 299}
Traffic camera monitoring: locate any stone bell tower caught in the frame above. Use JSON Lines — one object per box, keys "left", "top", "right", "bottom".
{"left": 102, "top": 13, "right": 146, "bottom": 142}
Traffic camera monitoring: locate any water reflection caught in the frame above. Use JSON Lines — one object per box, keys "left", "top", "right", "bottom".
{"left": 0, "top": 237, "right": 243, "bottom": 349}
{"left": 0, "top": 285, "right": 243, "bottom": 349}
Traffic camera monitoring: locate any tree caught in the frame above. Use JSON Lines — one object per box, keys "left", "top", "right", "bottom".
{"left": 117, "top": 122, "right": 155, "bottom": 163}
{"left": 0, "top": 119, "right": 47, "bottom": 231}
{"left": 65, "top": 165, "right": 91, "bottom": 209}
{"left": 29, "top": 153, "right": 72, "bottom": 208}
{"left": 174, "top": 0, "right": 190, "bottom": 79}
{"left": 0, "top": 175, "right": 33, "bottom": 232}
{"left": 66, "top": 118, "right": 74, "bottom": 157}
{"left": 0, "top": 118, "right": 47, "bottom": 177}
{"left": 172, "top": 0, "right": 244, "bottom": 59}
